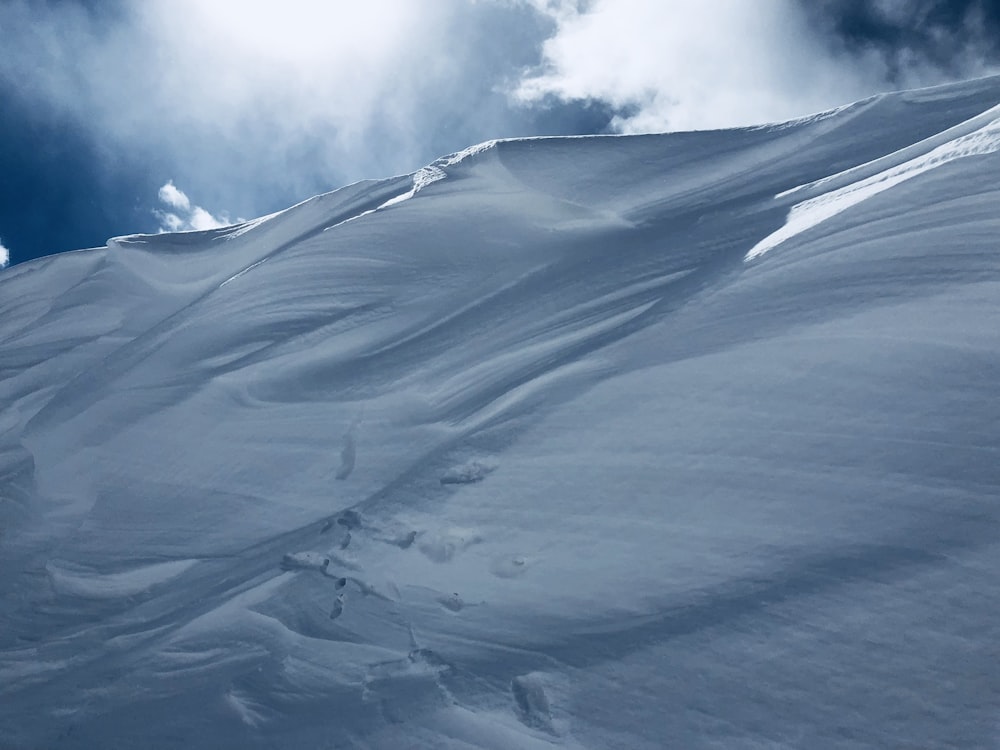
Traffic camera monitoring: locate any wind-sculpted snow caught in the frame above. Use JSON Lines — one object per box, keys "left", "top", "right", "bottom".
{"left": 747, "top": 101, "right": 1000, "bottom": 260}
{"left": 2, "top": 76, "right": 1000, "bottom": 749}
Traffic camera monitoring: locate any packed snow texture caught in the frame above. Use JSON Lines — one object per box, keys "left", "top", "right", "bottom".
{"left": 1, "top": 76, "right": 1000, "bottom": 749}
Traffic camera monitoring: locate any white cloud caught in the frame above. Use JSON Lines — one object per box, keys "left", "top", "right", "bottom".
{"left": 0, "top": 0, "right": 995, "bottom": 241}
{"left": 515, "top": 0, "right": 899, "bottom": 133}
{"left": 0, "top": 1, "right": 549, "bottom": 225}
{"left": 0, "top": 238, "right": 9, "bottom": 268}
{"left": 158, "top": 180, "right": 191, "bottom": 211}
{"left": 154, "top": 182, "right": 232, "bottom": 232}
{"left": 188, "top": 207, "right": 228, "bottom": 231}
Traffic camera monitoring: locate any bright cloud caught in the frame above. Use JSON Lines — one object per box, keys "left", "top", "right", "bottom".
{"left": 158, "top": 180, "right": 191, "bottom": 212}
{"left": 1, "top": 0, "right": 997, "bottom": 248}
{"left": 515, "top": 0, "right": 895, "bottom": 133}
{"left": 0, "top": 238, "right": 9, "bottom": 268}
{"left": 0, "top": 1, "right": 555, "bottom": 228}
{"left": 154, "top": 182, "right": 232, "bottom": 233}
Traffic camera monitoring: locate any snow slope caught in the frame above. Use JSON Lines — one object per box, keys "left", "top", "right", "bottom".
{"left": 2, "top": 75, "right": 1000, "bottom": 749}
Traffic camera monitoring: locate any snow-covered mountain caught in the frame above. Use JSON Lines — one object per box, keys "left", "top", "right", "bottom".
{"left": 2, "top": 75, "right": 999, "bottom": 749}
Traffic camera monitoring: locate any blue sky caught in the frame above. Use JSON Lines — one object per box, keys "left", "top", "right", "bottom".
{"left": 1, "top": 0, "right": 998, "bottom": 267}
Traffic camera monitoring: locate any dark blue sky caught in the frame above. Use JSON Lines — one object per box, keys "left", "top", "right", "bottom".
{"left": 1, "top": 0, "right": 998, "bottom": 267}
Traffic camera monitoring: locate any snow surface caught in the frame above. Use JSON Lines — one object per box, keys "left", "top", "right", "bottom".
{"left": 1, "top": 75, "right": 1000, "bottom": 749}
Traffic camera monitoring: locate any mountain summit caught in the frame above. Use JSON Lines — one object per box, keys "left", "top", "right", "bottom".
{"left": 2, "top": 75, "right": 999, "bottom": 749}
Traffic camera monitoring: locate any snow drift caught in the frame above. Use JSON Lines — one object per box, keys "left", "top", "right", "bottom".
{"left": 1, "top": 75, "right": 999, "bottom": 749}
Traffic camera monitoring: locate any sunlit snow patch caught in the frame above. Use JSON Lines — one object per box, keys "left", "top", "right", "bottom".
{"left": 746, "top": 110, "right": 1000, "bottom": 261}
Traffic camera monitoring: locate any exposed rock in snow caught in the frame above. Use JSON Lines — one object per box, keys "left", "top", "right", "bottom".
{"left": 328, "top": 593, "right": 345, "bottom": 620}
{"left": 335, "top": 429, "right": 356, "bottom": 480}
{"left": 511, "top": 673, "right": 554, "bottom": 734}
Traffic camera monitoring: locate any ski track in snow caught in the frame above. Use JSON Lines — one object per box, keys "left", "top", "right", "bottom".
{"left": 2, "top": 75, "right": 1000, "bottom": 749}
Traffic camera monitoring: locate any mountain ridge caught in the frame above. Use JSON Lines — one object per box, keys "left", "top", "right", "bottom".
{"left": 1, "top": 74, "right": 999, "bottom": 749}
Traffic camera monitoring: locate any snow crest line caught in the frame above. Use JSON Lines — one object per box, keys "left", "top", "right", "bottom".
{"left": 747, "top": 110, "right": 1000, "bottom": 261}
{"left": 219, "top": 258, "right": 268, "bottom": 287}
{"left": 377, "top": 140, "right": 499, "bottom": 210}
